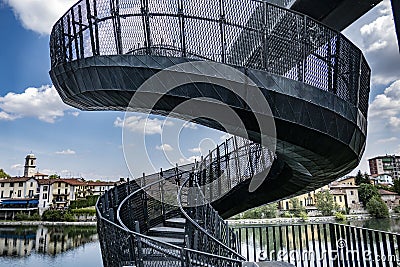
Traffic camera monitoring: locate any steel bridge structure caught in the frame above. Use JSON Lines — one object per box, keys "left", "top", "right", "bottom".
{"left": 49, "top": 0, "right": 376, "bottom": 266}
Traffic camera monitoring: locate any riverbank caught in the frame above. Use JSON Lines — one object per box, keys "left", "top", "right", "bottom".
{"left": 0, "top": 220, "right": 96, "bottom": 226}
{"left": 226, "top": 213, "right": 379, "bottom": 225}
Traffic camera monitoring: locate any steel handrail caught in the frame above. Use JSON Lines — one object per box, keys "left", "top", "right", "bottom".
{"left": 177, "top": 175, "right": 246, "bottom": 261}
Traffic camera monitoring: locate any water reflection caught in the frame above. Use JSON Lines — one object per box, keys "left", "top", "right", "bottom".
{"left": 349, "top": 218, "right": 400, "bottom": 233}
{"left": 0, "top": 225, "right": 98, "bottom": 257}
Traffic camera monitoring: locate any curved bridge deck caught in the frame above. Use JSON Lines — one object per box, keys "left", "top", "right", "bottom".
{"left": 49, "top": 0, "right": 371, "bottom": 266}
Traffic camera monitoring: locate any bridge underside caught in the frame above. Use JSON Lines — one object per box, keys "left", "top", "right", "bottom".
{"left": 290, "top": 0, "right": 382, "bottom": 31}
{"left": 51, "top": 55, "right": 366, "bottom": 217}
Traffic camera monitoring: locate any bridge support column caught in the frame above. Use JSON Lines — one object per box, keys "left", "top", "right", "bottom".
{"left": 391, "top": 0, "right": 400, "bottom": 52}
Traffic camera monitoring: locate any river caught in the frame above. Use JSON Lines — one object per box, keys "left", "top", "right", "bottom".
{"left": 0, "top": 218, "right": 398, "bottom": 266}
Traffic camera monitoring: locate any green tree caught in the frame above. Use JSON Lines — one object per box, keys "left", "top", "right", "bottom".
{"left": 315, "top": 190, "right": 338, "bottom": 216}
{"left": 355, "top": 170, "right": 364, "bottom": 185}
{"left": 393, "top": 179, "right": 400, "bottom": 194}
{"left": 355, "top": 170, "right": 370, "bottom": 185}
{"left": 0, "top": 169, "right": 10, "bottom": 178}
{"left": 260, "top": 203, "right": 278, "bottom": 218}
{"left": 290, "top": 198, "right": 305, "bottom": 217}
{"left": 358, "top": 183, "right": 379, "bottom": 206}
{"left": 49, "top": 174, "right": 60, "bottom": 179}
{"left": 363, "top": 172, "right": 371, "bottom": 184}
{"left": 366, "top": 196, "right": 389, "bottom": 218}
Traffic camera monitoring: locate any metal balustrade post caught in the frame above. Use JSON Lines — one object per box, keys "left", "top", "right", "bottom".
{"left": 209, "top": 150, "right": 213, "bottom": 201}
{"left": 134, "top": 221, "right": 144, "bottom": 267}
{"left": 159, "top": 168, "right": 166, "bottom": 222}
{"left": 86, "top": 0, "right": 97, "bottom": 57}
{"left": 59, "top": 19, "right": 66, "bottom": 64}
{"left": 110, "top": 0, "right": 123, "bottom": 54}
{"left": 71, "top": 8, "right": 80, "bottom": 60}
{"left": 93, "top": 0, "right": 100, "bottom": 55}
{"left": 181, "top": 235, "right": 190, "bottom": 266}
{"left": 67, "top": 15, "right": 73, "bottom": 61}
{"left": 178, "top": 0, "right": 186, "bottom": 57}
{"left": 77, "top": 5, "right": 85, "bottom": 59}
{"left": 126, "top": 177, "right": 130, "bottom": 195}
{"left": 103, "top": 189, "right": 108, "bottom": 213}
{"left": 302, "top": 15, "right": 307, "bottom": 83}
{"left": 219, "top": 0, "right": 226, "bottom": 63}
{"left": 262, "top": 1, "right": 269, "bottom": 71}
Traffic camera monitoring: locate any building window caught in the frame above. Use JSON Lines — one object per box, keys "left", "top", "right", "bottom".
{"left": 1, "top": 183, "right": 3, "bottom": 187}
{"left": 58, "top": 182, "right": 61, "bottom": 187}
{"left": 334, "top": 196, "right": 337, "bottom": 201}
{"left": 19, "top": 182, "right": 23, "bottom": 187}
{"left": 58, "top": 189, "right": 61, "bottom": 195}
{"left": 0, "top": 191, "right": 3, "bottom": 198}
{"left": 28, "top": 190, "right": 34, "bottom": 197}
{"left": 350, "top": 191, "right": 354, "bottom": 195}
{"left": 43, "top": 186, "right": 48, "bottom": 191}
{"left": 339, "top": 196, "right": 342, "bottom": 202}
{"left": 17, "top": 190, "right": 21, "bottom": 197}
{"left": 30, "top": 182, "right": 33, "bottom": 187}
{"left": 65, "top": 189, "right": 68, "bottom": 194}
{"left": 43, "top": 193, "right": 47, "bottom": 200}
{"left": 9, "top": 191, "right": 12, "bottom": 198}
{"left": 10, "top": 183, "right": 14, "bottom": 187}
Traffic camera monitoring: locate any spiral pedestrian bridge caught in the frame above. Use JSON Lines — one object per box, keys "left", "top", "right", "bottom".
{"left": 50, "top": 0, "right": 372, "bottom": 265}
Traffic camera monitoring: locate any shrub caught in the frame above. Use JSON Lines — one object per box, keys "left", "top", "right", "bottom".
{"left": 315, "top": 190, "right": 338, "bottom": 216}
{"left": 69, "top": 195, "right": 99, "bottom": 209}
{"left": 335, "top": 212, "right": 346, "bottom": 221}
{"left": 366, "top": 196, "right": 389, "bottom": 218}
{"left": 281, "top": 211, "right": 292, "bottom": 218}
{"left": 14, "top": 212, "right": 41, "bottom": 221}
{"left": 290, "top": 198, "right": 306, "bottom": 217}
{"left": 394, "top": 205, "right": 400, "bottom": 213}
{"left": 299, "top": 211, "right": 308, "bottom": 221}
{"left": 358, "top": 184, "right": 379, "bottom": 207}
{"left": 70, "top": 208, "right": 96, "bottom": 216}
{"left": 42, "top": 210, "right": 75, "bottom": 222}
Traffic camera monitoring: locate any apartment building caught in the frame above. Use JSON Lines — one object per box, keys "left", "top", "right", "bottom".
{"left": 369, "top": 155, "right": 400, "bottom": 180}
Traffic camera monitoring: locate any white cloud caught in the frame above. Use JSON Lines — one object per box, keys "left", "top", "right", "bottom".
{"left": 10, "top": 164, "right": 22, "bottom": 170}
{"left": 179, "top": 155, "right": 201, "bottom": 164}
{"left": 357, "top": 0, "right": 400, "bottom": 85}
{"left": 55, "top": 149, "right": 76, "bottom": 155}
{"left": 3, "top": 0, "right": 76, "bottom": 35}
{"left": 114, "top": 115, "right": 174, "bottom": 135}
{"left": 377, "top": 137, "right": 398, "bottom": 143}
{"left": 369, "top": 80, "right": 400, "bottom": 129}
{"left": 0, "top": 85, "right": 72, "bottom": 123}
{"left": 155, "top": 144, "right": 173, "bottom": 151}
{"left": 188, "top": 147, "right": 201, "bottom": 153}
{"left": 70, "top": 111, "right": 80, "bottom": 117}
{"left": 0, "top": 111, "right": 16, "bottom": 121}
{"left": 220, "top": 133, "right": 233, "bottom": 141}
{"left": 389, "top": 117, "right": 400, "bottom": 128}
{"left": 183, "top": 122, "right": 198, "bottom": 130}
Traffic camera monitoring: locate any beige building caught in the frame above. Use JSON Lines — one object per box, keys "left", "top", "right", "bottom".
{"left": 278, "top": 176, "right": 362, "bottom": 214}
{"left": 378, "top": 189, "right": 400, "bottom": 210}
{"left": 0, "top": 154, "right": 120, "bottom": 216}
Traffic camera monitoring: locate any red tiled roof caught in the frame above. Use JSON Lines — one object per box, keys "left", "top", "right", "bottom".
{"left": 86, "top": 181, "right": 116, "bottom": 186}
{"left": 0, "top": 177, "right": 32, "bottom": 183}
{"left": 34, "top": 172, "right": 48, "bottom": 176}
{"left": 37, "top": 178, "right": 86, "bottom": 186}
{"left": 378, "top": 189, "right": 399, "bottom": 196}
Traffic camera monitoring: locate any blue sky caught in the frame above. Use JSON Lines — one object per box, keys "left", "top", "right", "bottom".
{"left": 0, "top": 0, "right": 399, "bottom": 181}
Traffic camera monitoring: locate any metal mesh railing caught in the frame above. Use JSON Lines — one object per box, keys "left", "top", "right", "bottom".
{"left": 96, "top": 160, "right": 245, "bottom": 267}
{"left": 50, "top": 0, "right": 370, "bottom": 118}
